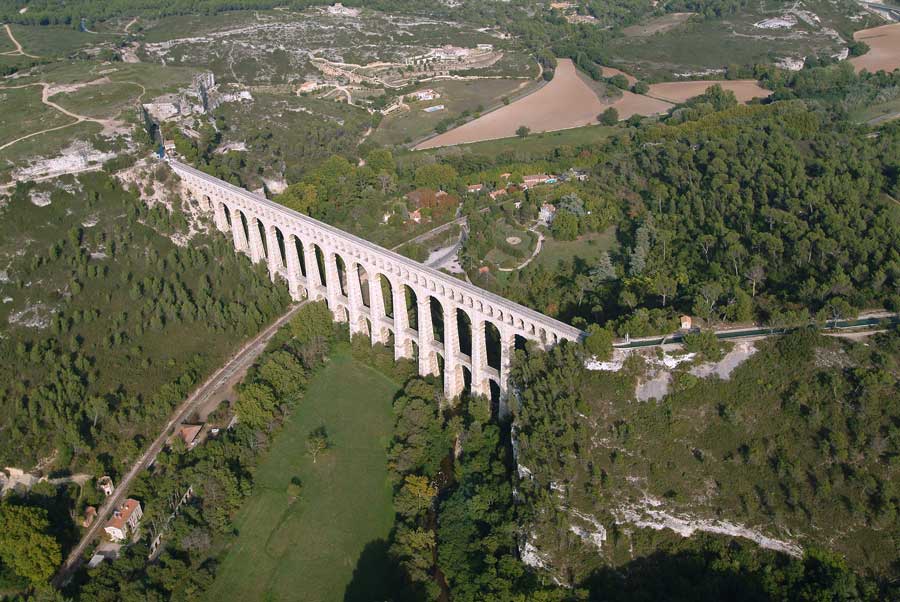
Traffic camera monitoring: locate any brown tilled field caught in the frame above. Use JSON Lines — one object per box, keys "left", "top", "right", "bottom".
{"left": 851, "top": 23, "right": 900, "bottom": 73}
{"left": 415, "top": 59, "right": 672, "bottom": 149}
{"left": 648, "top": 80, "right": 772, "bottom": 104}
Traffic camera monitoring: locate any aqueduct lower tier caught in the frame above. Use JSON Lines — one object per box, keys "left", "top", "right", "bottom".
{"left": 170, "top": 159, "right": 583, "bottom": 400}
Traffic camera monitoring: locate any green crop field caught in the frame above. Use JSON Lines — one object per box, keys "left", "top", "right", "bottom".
{"left": 205, "top": 352, "right": 400, "bottom": 602}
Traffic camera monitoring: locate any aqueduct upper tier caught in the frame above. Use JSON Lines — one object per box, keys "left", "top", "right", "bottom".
{"left": 170, "top": 159, "right": 583, "bottom": 400}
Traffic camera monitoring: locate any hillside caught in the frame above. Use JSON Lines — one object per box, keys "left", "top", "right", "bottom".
{"left": 512, "top": 328, "right": 900, "bottom": 586}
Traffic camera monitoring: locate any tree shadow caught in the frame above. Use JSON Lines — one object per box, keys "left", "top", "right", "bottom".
{"left": 583, "top": 548, "right": 770, "bottom": 602}
{"left": 343, "top": 538, "right": 410, "bottom": 602}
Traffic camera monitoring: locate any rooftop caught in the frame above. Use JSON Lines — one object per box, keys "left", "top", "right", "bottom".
{"left": 105, "top": 498, "right": 141, "bottom": 532}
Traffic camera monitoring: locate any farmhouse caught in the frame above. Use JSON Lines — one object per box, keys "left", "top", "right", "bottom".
{"left": 177, "top": 424, "right": 203, "bottom": 449}
{"left": 298, "top": 81, "right": 320, "bottom": 93}
{"left": 410, "top": 89, "right": 440, "bottom": 101}
{"left": 489, "top": 188, "right": 508, "bottom": 200}
{"left": 103, "top": 498, "right": 143, "bottom": 542}
{"left": 327, "top": 3, "right": 360, "bottom": 16}
{"left": 523, "top": 174, "right": 555, "bottom": 188}
{"left": 467, "top": 183, "right": 484, "bottom": 193}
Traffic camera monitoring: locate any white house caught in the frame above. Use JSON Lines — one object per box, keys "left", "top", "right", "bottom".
{"left": 411, "top": 89, "right": 440, "bottom": 102}
{"left": 539, "top": 203, "right": 557, "bottom": 224}
{"left": 103, "top": 498, "right": 143, "bottom": 542}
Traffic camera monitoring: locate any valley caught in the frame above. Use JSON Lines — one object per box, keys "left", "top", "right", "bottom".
{"left": 0, "top": 1, "right": 899, "bottom": 601}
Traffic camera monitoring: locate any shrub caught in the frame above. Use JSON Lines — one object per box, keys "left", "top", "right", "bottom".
{"left": 599, "top": 107, "right": 619, "bottom": 125}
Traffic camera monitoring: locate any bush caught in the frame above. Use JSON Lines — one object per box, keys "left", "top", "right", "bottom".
{"left": 682, "top": 329, "right": 724, "bottom": 362}
{"left": 632, "top": 80, "right": 650, "bottom": 95}
{"left": 584, "top": 325, "right": 614, "bottom": 360}
{"left": 599, "top": 107, "right": 619, "bottom": 125}
{"left": 286, "top": 476, "right": 302, "bottom": 499}
{"left": 608, "top": 74, "right": 630, "bottom": 89}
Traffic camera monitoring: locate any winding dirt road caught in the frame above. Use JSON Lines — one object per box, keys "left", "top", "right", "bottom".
{"left": 1, "top": 23, "right": 40, "bottom": 59}
{"left": 0, "top": 79, "right": 145, "bottom": 152}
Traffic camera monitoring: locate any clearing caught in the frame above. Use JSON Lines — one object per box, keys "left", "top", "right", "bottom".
{"left": 534, "top": 227, "right": 618, "bottom": 269}
{"left": 416, "top": 59, "right": 671, "bottom": 149}
{"left": 851, "top": 22, "right": 900, "bottom": 72}
{"left": 622, "top": 12, "right": 695, "bottom": 37}
{"left": 204, "top": 352, "right": 400, "bottom": 602}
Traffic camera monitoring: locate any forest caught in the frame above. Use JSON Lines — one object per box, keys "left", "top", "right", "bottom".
{"left": 0, "top": 172, "right": 289, "bottom": 595}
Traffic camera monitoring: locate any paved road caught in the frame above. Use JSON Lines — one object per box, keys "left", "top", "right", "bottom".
{"left": 391, "top": 215, "right": 468, "bottom": 252}
{"left": 53, "top": 301, "right": 307, "bottom": 587}
{"left": 616, "top": 312, "right": 899, "bottom": 349}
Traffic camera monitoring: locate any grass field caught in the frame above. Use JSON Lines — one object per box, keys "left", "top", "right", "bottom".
{"left": 0, "top": 85, "right": 73, "bottom": 147}
{"left": 53, "top": 80, "right": 145, "bottom": 120}
{"left": 205, "top": 352, "right": 400, "bottom": 602}
{"left": 621, "top": 12, "right": 694, "bottom": 37}
{"left": 373, "top": 77, "right": 537, "bottom": 147}
{"left": 534, "top": 227, "right": 618, "bottom": 268}
{"left": 417, "top": 122, "right": 619, "bottom": 158}
{"left": 8, "top": 24, "right": 114, "bottom": 58}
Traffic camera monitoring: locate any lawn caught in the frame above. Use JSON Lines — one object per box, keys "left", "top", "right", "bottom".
{"left": 205, "top": 352, "right": 401, "bottom": 602}
{"left": 534, "top": 227, "right": 618, "bottom": 269}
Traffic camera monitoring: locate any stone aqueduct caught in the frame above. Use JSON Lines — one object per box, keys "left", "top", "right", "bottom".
{"left": 170, "top": 160, "right": 583, "bottom": 401}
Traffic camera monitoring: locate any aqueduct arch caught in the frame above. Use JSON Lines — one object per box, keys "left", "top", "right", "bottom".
{"left": 172, "top": 159, "right": 583, "bottom": 401}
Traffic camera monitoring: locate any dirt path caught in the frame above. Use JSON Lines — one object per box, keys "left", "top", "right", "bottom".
{"left": 1, "top": 23, "right": 40, "bottom": 59}
{"left": 124, "top": 17, "right": 138, "bottom": 33}
{"left": 0, "top": 83, "right": 82, "bottom": 151}
{"left": 53, "top": 301, "right": 308, "bottom": 588}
